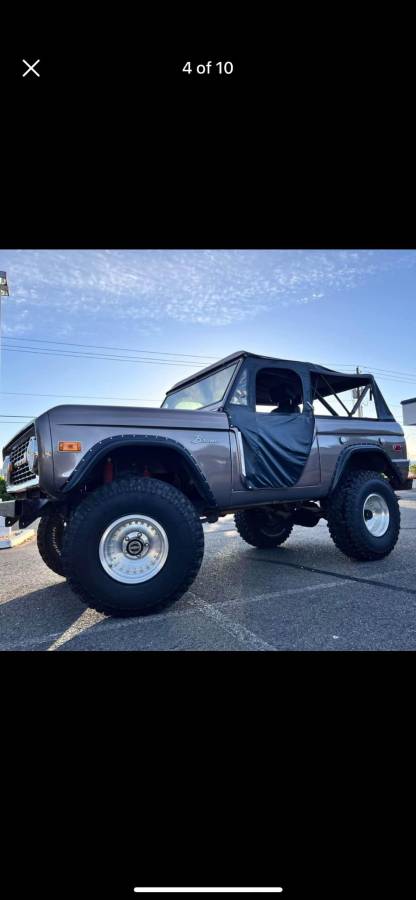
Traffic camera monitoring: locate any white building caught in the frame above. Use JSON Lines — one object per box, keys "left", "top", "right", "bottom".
{"left": 402, "top": 398, "right": 416, "bottom": 426}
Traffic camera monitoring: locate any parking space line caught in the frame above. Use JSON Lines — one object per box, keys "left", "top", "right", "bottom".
{"left": 188, "top": 594, "right": 277, "bottom": 650}
{"left": 4, "top": 555, "right": 416, "bottom": 651}
{"left": 0, "top": 577, "right": 355, "bottom": 651}
{"left": 0, "top": 605, "right": 201, "bottom": 651}
{"left": 219, "top": 579, "right": 351, "bottom": 606}
{"left": 1, "top": 591, "right": 278, "bottom": 652}
{"left": 47, "top": 609, "right": 103, "bottom": 651}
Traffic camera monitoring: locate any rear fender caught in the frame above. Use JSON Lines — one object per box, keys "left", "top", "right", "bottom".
{"left": 329, "top": 444, "right": 404, "bottom": 492}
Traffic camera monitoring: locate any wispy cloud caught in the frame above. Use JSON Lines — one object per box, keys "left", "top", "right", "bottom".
{"left": 1, "top": 249, "right": 415, "bottom": 330}
{"left": 1, "top": 308, "right": 32, "bottom": 335}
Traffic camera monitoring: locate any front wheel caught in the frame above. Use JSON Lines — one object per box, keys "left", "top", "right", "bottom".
{"left": 327, "top": 470, "right": 400, "bottom": 561}
{"left": 37, "top": 511, "right": 66, "bottom": 576}
{"left": 61, "top": 477, "right": 204, "bottom": 616}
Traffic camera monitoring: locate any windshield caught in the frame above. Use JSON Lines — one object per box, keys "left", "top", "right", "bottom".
{"left": 162, "top": 363, "right": 238, "bottom": 410}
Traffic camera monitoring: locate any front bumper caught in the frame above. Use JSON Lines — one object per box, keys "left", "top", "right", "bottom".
{"left": 0, "top": 497, "right": 50, "bottom": 528}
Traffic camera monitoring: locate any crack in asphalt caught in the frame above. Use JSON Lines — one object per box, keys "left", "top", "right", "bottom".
{"left": 254, "top": 557, "right": 416, "bottom": 597}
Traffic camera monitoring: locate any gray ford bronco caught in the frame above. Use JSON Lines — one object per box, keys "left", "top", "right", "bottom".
{"left": 1, "top": 351, "right": 411, "bottom": 616}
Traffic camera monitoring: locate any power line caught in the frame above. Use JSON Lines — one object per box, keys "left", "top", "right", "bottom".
{"left": 328, "top": 361, "right": 416, "bottom": 381}
{"left": 360, "top": 367, "right": 416, "bottom": 381}
{"left": 2, "top": 345, "right": 202, "bottom": 367}
{"left": 0, "top": 390, "right": 159, "bottom": 402}
{"left": 2, "top": 349, "right": 415, "bottom": 415}
{"left": 326, "top": 364, "right": 416, "bottom": 387}
{"left": 327, "top": 361, "right": 415, "bottom": 376}
{"left": 358, "top": 365, "right": 416, "bottom": 379}
{"left": 3, "top": 334, "right": 217, "bottom": 361}
{"left": 362, "top": 376, "right": 416, "bottom": 386}
{"left": 363, "top": 376, "right": 416, "bottom": 387}
{"left": 5, "top": 342, "right": 416, "bottom": 385}
{"left": 4, "top": 337, "right": 416, "bottom": 382}
{"left": 8, "top": 346, "right": 416, "bottom": 384}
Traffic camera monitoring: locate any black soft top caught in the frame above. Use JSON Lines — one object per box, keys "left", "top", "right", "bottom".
{"left": 167, "top": 350, "right": 375, "bottom": 396}
{"left": 166, "top": 349, "right": 393, "bottom": 421}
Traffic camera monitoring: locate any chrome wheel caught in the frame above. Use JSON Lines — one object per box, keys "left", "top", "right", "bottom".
{"left": 99, "top": 514, "right": 169, "bottom": 584}
{"left": 363, "top": 493, "right": 390, "bottom": 537}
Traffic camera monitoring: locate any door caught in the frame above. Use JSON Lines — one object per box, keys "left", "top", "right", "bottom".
{"left": 227, "top": 365, "right": 316, "bottom": 489}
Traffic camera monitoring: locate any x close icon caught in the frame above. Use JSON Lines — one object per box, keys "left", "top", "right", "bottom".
{"left": 22, "top": 59, "right": 40, "bottom": 77}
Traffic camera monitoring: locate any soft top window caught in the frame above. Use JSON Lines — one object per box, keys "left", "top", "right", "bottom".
{"left": 255, "top": 368, "right": 303, "bottom": 414}
{"left": 311, "top": 372, "right": 378, "bottom": 418}
{"left": 162, "top": 362, "right": 238, "bottom": 410}
{"left": 228, "top": 367, "right": 249, "bottom": 406}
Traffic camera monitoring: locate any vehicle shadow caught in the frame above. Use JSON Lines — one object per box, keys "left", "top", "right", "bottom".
{"left": 0, "top": 576, "right": 195, "bottom": 651}
{"left": 1, "top": 520, "right": 414, "bottom": 651}
{"left": 0, "top": 580, "right": 99, "bottom": 651}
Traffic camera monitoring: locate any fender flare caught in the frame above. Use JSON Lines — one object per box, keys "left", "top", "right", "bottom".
{"left": 60, "top": 433, "right": 218, "bottom": 507}
{"left": 329, "top": 443, "right": 403, "bottom": 493}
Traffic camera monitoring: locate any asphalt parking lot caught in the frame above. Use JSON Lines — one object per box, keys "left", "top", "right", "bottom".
{"left": 1, "top": 490, "right": 416, "bottom": 651}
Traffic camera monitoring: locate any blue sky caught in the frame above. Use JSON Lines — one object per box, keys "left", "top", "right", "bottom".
{"left": 1, "top": 249, "right": 416, "bottom": 458}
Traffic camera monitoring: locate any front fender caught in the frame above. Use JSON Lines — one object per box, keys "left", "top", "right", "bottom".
{"left": 60, "top": 434, "right": 218, "bottom": 508}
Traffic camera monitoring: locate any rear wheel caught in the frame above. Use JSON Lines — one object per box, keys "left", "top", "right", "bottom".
{"left": 61, "top": 477, "right": 204, "bottom": 616}
{"left": 327, "top": 469, "right": 400, "bottom": 561}
{"left": 37, "top": 512, "right": 66, "bottom": 576}
{"left": 234, "top": 507, "right": 293, "bottom": 549}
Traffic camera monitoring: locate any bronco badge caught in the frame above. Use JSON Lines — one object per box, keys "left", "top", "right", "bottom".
{"left": 191, "top": 434, "right": 219, "bottom": 444}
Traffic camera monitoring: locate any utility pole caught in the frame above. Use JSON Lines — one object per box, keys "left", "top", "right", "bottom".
{"left": 356, "top": 365, "right": 363, "bottom": 418}
{"left": 0, "top": 271, "right": 11, "bottom": 541}
{"left": 0, "top": 271, "right": 10, "bottom": 391}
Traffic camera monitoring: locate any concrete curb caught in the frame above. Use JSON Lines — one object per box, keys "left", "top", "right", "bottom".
{"left": 0, "top": 528, "right": 35, "bottom": 549}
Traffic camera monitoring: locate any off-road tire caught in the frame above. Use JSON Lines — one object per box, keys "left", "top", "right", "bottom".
{"left": 61, "top": 477, "right": 204, "bottom": 616}
{"left": 234, "top": 508, "right": 294, "bottom": 549}
{"left": 37, "top": 512, "right": 66, "bottom": 577}
{"left": 327, "top": 469, "right": 400, "bottom": 561}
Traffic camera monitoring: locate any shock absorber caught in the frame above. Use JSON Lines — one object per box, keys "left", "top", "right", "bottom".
{"left": 103, "top": 457, "right": 114, "bottom": 483}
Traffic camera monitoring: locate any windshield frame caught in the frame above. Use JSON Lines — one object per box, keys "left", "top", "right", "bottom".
{"left": 161, "top": 360, "right": 242, "bottom": 411}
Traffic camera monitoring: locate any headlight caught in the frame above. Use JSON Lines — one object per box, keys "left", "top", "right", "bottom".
{"left": 2, "top": 455, "right": 11, "bottom": 481}
{"left": 26, "top": 436, "right": 38, "bottom": 473}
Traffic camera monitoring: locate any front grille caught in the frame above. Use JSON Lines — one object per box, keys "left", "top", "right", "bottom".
{"left": 9, "top": 427, "right": 37, "bottom": 486}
